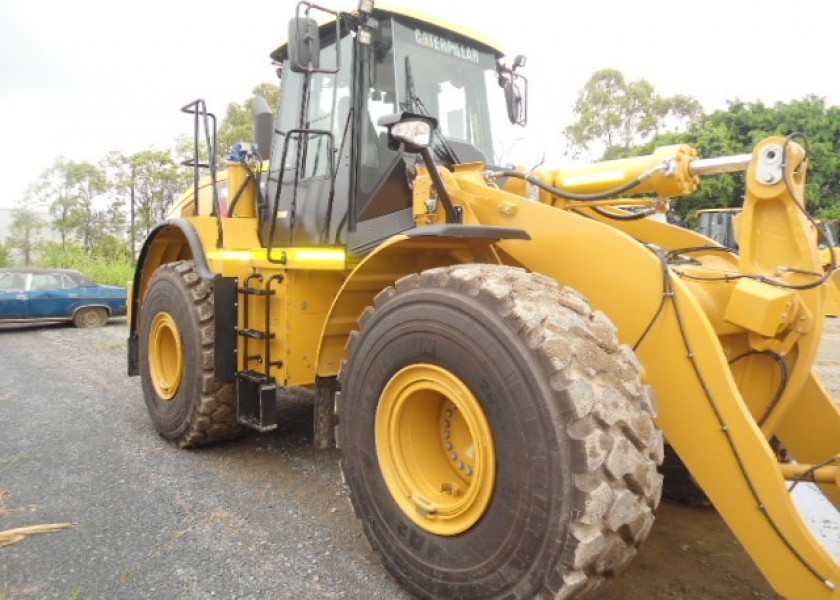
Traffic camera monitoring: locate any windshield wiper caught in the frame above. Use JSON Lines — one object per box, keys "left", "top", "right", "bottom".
{"left": 402, "top": 56, "right": 461, "bottom": 165}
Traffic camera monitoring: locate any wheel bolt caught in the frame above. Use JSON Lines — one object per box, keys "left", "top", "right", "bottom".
{"left": 443, "top": 419, "right": 451, "bottom": 429}
{"left": 446, "top": 442, "right": 453, "bottom": 451}
{"left": 451, "top": 452, "right": 458, "bottom": 461}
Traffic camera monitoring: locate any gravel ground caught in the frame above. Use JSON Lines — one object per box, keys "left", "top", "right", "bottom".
{"left": 0, "top": 318, "right": 837, "bottom": 599}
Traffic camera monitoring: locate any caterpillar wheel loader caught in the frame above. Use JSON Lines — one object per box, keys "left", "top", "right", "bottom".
{"left": 127, "top": 2, "right": 840, "bottom": 598}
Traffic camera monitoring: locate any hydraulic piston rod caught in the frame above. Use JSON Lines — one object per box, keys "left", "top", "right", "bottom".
{"left": 689, "top": 153, "right": 753, "bottom": 176}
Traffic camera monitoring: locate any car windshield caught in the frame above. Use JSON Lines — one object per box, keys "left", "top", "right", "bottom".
{"left": 389, "top": 18, "right": 519, "bottom": 166}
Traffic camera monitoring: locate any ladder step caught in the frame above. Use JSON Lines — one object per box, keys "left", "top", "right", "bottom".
{"left": 236, "top": 371, "right": 278, "bottom": 432}
{"left": 239, "top": 287, "right": 275, "bottom": 296}
{"left": 237, "top": 328, "right": 275, "bottom": 340}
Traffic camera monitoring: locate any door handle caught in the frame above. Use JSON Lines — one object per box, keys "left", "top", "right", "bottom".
{"left": 16, "top": 295, "right": 27, "bottom": 300}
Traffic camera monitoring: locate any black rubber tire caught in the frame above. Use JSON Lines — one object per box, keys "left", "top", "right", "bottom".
{"left": 660, "top": 445, "right": 710, "bottom": 507}
{"left": 338, "top": 264, "right": 663, "bottom": 600}
{"left": 73, "top": 306, "right": 108, "bottom": 328}
{"left": 138, "top": 260, "right": 241, "bottom": 448}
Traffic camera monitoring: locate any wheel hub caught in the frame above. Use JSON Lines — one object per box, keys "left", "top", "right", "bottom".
{"left": 375, "top": 364, "right": 496, "bottom": 536}
{"left": 149, "top": 312, "right": 183, "bottom": 401}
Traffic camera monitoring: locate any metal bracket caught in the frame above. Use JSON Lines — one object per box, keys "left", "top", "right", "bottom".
{"left": 756, "top": 143, "right": 784, "bottom": 185}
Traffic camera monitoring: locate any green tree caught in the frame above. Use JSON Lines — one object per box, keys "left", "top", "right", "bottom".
{"left": 217, "top": 82, "right": 280, "bottom": 158}
{"left": 64, "top": 161, "right": 108, "bottom": 253}
{"left": 565, "top": 69, "right": 702, "bottom": 159}
{"left": 620, "top": 95, "right": 840, "bottom": 222}
{"left": 132, "top": 150, "right": 183, "bottom": 234}
{"left": 103, "top": 149, "right": 184, "bottom": 240}
{"left": 28, "top": 158, "right": 114, "bottom": 254}
{"left": 7, "top": 207, "right": 44, "bottom": 266}
{"left": 0, "top": 241, "right": 11, "bottom": 267}
{"left": 28, "top": 157, "right": 81, "bottom": 252}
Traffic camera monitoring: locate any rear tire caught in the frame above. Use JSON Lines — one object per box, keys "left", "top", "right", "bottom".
{"left": 338, "top": 264, "right": 663, "bottom": 599}
{"left": 138, "top": 260, "right": 241, "bottom": 448}
{"left": 73, "top": 306, "right": 108, "bottom": 328}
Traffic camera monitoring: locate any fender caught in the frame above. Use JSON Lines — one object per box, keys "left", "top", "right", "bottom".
{"left": 314, "top": 226, "right": 528, "bottom": 378}
{"left": 127, "top": 218, "right": 216, "bottom": 376}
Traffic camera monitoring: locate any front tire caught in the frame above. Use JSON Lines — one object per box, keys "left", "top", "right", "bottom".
{"left": 138, "top": 260, "right": 241, "bottom": 448}
{"left": 338, "top": 264, "right": 663, "bottom": 600}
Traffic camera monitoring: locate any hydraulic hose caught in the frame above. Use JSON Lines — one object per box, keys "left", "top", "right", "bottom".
{"left": 488, "top": 162, "right": 667, "bottom": 202}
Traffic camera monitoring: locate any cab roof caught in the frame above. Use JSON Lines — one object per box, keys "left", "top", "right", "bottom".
{"left": 271, "top": 2, "right": 504, "bottom": 63}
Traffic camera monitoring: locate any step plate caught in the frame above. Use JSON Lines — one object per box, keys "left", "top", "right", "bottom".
{"left": 236, "top": 372, "right": 278, "bottom": 432}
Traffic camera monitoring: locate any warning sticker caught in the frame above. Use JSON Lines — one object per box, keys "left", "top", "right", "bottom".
{"left": 414, "top": 29, "right": 480, "bottom": 64}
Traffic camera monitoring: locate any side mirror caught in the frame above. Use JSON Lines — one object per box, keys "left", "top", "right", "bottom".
{"left": 498, "top": 56, "right": 528, "bottom": 126}
{"left": 288, "top": 17, "right": 320, "bottom": 73}
{"left": 504, "top": 76, "right": 527, "bottom": 126}
{"left": 378, "top": 112, "right": 437, "bottom": 153}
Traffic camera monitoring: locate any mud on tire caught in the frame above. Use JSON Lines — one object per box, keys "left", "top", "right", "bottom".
{"left": 138, "top": 260, "right": 241, "bottom": 448}
{"left": 338, "top": 264, "right": 664, "bottom": 600}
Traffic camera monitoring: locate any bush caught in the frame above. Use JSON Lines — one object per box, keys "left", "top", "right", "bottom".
{"left": 37, "top": 241, "right": 134, "bottom": 286}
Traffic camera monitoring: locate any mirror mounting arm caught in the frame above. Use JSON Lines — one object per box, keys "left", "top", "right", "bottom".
{"left": 419, "top": 148, "right": 462, "bottom": 224}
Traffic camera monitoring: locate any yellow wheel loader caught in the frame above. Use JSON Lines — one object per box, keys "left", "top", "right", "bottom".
{"left": 127, "top": 3, "right": 840, "bottom": 598}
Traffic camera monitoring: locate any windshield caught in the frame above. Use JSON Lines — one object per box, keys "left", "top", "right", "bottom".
{"left": 389, "top": 18, "right": 518, "bottom": 166}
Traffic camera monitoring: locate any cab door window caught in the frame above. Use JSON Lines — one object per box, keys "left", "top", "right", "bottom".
{"left": 274, "top": 35, "right": 351, "bottom": 181}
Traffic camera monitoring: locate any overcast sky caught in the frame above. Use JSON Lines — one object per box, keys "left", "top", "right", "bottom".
{"left": 1, "top": 0, "right": 838, "bottom": 210}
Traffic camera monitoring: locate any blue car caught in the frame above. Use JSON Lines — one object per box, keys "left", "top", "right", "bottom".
{"left": 0, "top": 268, "right": 127, "bottom": 328}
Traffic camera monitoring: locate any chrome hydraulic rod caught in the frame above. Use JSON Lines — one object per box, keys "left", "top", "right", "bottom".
{"left": 689, "top": 153, "right": 752, "bottom": 176}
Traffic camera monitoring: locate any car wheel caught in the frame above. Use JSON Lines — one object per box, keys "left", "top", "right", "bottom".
{"left": 73, "top": 306, "right": 108, "bottom": 328}
{"left": 338, "top": 264, "right": 663, "bottom": 600}
{"left": 138, "top": 260, "right": 242, "bottom": 448}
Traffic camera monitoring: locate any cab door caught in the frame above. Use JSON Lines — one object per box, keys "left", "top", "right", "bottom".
{"left": 262, "top": 32, "right": 352, "bottom": 250}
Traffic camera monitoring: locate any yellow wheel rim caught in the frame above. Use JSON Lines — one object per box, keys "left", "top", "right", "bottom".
{"left": 375, "top": 364, "right": 496, "bottom": 536}
{"left": 149, "top": 312, "right": 183, "bottom": 401}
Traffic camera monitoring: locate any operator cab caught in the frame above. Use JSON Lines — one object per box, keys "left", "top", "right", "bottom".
{"left": 262, "top": 1, "right": 526, "bottom": 255}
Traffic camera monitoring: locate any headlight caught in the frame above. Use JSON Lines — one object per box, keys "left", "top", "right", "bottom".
{"left": 390, "top": 120, "right": 432, "bottom": 149}
{"left": 378, "top": 112, "right": 438, "bottom": 153}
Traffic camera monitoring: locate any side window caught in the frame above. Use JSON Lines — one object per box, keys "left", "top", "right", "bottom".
{"left": 0, "top": 273, "right": 26, "bottom": 291}
{"left": 31, "top": 274, "right": 63, "bottom": 291}
{"left": 304, "top": 39, "right": 351, "bottom": 179}
{"left": 62, "top": 275, "right": 78, "bottom": 289}
{"left": 360, "top": 20, "right": 398, "bottom": 194}
{"left": 274, "top": 35, "right": 351, "bottom": 181}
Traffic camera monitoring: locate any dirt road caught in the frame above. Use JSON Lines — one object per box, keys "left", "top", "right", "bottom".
{"left": 1, "top": 319, "right": 837, "bottom": 599}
